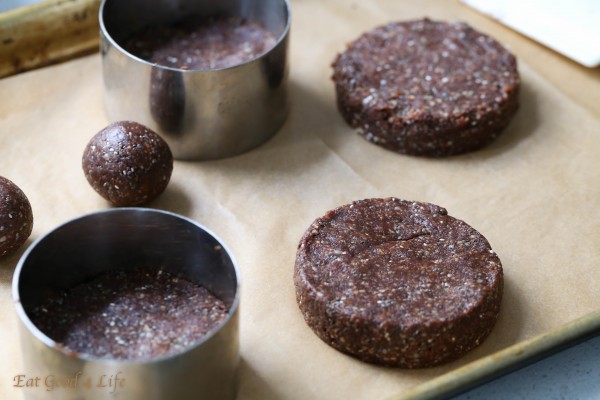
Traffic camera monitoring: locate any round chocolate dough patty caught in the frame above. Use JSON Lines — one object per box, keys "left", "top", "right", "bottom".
{"left": 82, "top": 121, "right": 173, "bottom": 206}
{"left": 332, "top": 18, "right": 520, "bottom": 157}
{"left": 0, "top": 176, "right": 33, "bottom": 257}
{"left": 294, "top": 198, "right": 503, "bottom": 368}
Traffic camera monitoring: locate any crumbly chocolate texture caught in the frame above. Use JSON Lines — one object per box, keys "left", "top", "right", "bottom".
{"left": 124, "top": 16, "right": 277, "bottom": 70}
{"left": 332, "top": 18, "right": 520, "bottom": 157}
{"left": 0, "top": 176, "right": 33, "bottom": 257}
{"left": 30, "top": 267, "right": 229, "bottom": 360}
{"left": 294, "top": 198, "right": 503, "bottom": 368}
{"left": 82, "top": 121, "right": 173, "bottom": 206}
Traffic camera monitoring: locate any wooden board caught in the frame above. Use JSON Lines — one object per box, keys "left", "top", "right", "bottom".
{"left": 0, "top": 0, "right": 100, "bottom": 78}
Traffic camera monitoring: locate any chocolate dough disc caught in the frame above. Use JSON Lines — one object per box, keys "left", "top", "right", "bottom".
{"left": 294, "top": 198, "right": 503, "bottom": 368}
{"left": 331, "top": 18, "right": 520, "bottom": 157}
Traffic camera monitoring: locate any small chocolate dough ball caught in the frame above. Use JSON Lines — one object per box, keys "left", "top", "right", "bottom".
{"left": 82, "top": 121, "right": 173, "bottom": 206}
{"left": 0, "top": 176, "right": 33, "bottom": 257}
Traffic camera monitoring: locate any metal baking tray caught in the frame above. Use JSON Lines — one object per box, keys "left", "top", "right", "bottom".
{"left": 0, "top": 0, "right": 600, "bottom": 400}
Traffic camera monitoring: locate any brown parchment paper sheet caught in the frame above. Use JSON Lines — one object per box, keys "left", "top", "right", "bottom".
{"left": 1, "top": 1, "right": 600, "bottom": 399}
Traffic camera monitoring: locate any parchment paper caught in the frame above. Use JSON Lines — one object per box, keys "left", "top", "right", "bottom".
{"left": 1, "top": 1, "right": 600, "bottom": 399}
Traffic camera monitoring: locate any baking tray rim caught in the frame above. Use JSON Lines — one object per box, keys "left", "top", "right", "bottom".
{"left": 389, "top": 308, "right": 600, "bottom": 400}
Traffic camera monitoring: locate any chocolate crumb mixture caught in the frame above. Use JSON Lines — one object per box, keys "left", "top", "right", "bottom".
{"left": 294, "top": 198, "right": 503, "bottom": 368}
{"left": 124, "top": 16, "right": 277, "bottom": 70}
{"left": 30, "top": 268, "right": 229, "bottom": 360}
{"left": 0, "top": 176, "right": 33, "bottom": 257}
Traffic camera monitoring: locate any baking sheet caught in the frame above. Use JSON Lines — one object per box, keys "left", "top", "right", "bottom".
{"left": 1, "top": 0, "right": 600, "bottom": 399}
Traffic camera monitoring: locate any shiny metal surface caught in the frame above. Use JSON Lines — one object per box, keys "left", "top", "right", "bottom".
{"left": 100, "top": 0, "right": 290, "bottom": 160}
{"left": 13, "top": 208, "right": 240, "bottom": 400}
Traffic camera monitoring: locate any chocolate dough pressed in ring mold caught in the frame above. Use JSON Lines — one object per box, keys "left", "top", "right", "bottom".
{"left": 294, "top": 198, "right": 503, "bottom": 368}
{"left": 331, "top": 18, "right": 520, "bottom": 157}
